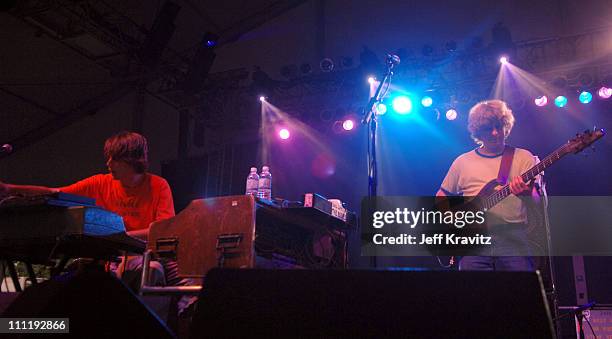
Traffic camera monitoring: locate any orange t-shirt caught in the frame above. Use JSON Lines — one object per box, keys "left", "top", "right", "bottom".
{"left": 60, "top": 173, "right": 175, "bottom": 231}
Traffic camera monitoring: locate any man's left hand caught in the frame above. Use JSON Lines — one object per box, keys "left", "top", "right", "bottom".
{"left": 509, "top": 176, "right": 533, "bottom": 196}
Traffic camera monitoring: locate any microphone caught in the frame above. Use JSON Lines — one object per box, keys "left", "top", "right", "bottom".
{"left": 1, "top": 144, "right": 13, "bottom": 154}
{"left": 386, "top": 53, "right": 401, "bottom": 66}
{"left": 575, "top": 301, "right": 596, "bottom": 313}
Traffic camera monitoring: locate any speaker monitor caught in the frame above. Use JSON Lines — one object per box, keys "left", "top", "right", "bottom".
{"left": 2, "top": 269, "right": 174, "bottom": 339}
{"left": 192, "top": 269, "right": 554, "bottom": 338}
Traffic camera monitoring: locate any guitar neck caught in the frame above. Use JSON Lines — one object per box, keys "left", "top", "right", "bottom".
{"left": 483, "top": 143, "right": 571, "bottom": 210}
{"left": 520, "top": 144, "right": 570, "bottom": 183}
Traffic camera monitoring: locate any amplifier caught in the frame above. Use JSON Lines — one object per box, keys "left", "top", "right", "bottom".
{"left": 148, "top": 195, "right": 349, "bottom": 278}
{"left": 302, "top": 193, "right": 356, "bottom": 227}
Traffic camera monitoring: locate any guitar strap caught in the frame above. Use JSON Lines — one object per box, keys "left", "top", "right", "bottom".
{"left": 497, "top": 146, "right": 516, "bottom": 184}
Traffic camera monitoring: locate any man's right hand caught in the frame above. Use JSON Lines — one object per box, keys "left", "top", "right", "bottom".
{"left": 0, "top": 182, "right": 57, "bottom": 197}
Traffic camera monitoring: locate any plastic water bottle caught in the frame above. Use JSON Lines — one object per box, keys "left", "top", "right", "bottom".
{"left": 245, "top": 167, "right": 259, "bottom": 196}
{"left": 258, "top": 166, "right": 272, "bottom": 200}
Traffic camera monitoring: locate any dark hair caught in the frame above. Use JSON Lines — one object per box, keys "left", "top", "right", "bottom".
{"left": 103, "top": 131, "right": 149, "bottom": 173}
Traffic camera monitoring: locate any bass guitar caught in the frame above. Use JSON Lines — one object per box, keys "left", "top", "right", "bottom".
{"left": 477, "top": 128, "right": 605, "bottom": 211}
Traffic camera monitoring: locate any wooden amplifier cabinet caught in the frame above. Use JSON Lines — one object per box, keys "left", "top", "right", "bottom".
{"left": 148, "top": 195, "right": 347, "bottom": 278}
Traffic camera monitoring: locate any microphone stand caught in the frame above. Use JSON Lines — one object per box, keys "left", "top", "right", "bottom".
{"left": 362, "top": 58, "right": 396, "bottom": 269}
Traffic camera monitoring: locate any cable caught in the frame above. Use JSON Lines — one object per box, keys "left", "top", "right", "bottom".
{"left": 436, "top": 255, "right": 454, "bottom": 269}
{"left": 585, "top": 315, "right": 598, "bottom": 339}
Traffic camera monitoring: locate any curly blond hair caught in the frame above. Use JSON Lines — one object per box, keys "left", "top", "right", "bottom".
{"left": 467, "top": 99, "right": 515, "bottom": 145}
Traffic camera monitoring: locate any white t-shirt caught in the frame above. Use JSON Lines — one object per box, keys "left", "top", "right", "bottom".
{"left": 440, "top": 147, "right": 537, "bottom": 224}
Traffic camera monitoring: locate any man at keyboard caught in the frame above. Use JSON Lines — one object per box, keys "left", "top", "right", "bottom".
{"left": 0, "top": 131, "right": 174, "bottom": 289}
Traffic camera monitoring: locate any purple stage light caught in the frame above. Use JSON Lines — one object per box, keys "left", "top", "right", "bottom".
{"left": 342, "top": 119, "right": 354, "bottom": 131}
{"left": 534, "top": 95, "right": 548, "bottom": 107}
{"left": 279, "top": 128, "right": 290, "bottom": 140}
{"left": 598, "top": 87, "right": 612, "bottom": 99}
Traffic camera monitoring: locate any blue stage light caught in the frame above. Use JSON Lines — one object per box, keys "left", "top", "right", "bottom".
{"left": 554, "top": 96, "right": 568, "bottom": 107}
{"left": 579, "top": 91, "right": 593, "bottom": 104}
{"left": 421, "top": 96, "right": 433, "bottom": 107}
{"left": 375, "top": 103, "right": 387, "bottom": 115}
{"left": 392, "top": 96, "right": 413, "bottom": 114}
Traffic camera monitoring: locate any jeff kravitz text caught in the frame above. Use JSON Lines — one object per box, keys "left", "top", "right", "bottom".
{"left": 370, "top": 207, "right": 492, "bottom": 247}
{"left": 372, "top": 233, "right": 492, "bottom": 245}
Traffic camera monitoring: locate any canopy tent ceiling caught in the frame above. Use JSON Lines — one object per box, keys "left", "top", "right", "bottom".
{"left": 0, "top": 0, "right": 306, "bottom": 155}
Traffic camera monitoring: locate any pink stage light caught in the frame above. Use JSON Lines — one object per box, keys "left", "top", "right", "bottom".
{"left": 279, "top": 128, "right": 290, "bottom": 140}
{"left": 342, "top": 119, "right": 354, "bottom": 131}
{"left": 445, "top": 109, "right": 457, "bottom": 121}
{"left": 534, "top": 95, "right": 548, "bottom": 107}
{"left": 598, "top": 87, "right": 612, "bottom": 99}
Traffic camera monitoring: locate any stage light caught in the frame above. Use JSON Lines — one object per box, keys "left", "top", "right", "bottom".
{"left": 368, "top": 76, "right": 375, "bottom": 84}
{"left": 342, "top": 119, "right": 355, "bottom": 131}
{"left": 445, "top": 109, "right": 458, "bottom": 121}
{"left": 579, "top": 91, "right": 593, "bottom": 104}
{"left": 279, "top": 128, "right": 290, "bottom": 140}
{"left": 392, "top": 96, "right": 412, "bottom": 114}
{"left": 421, "top": 96, "right": 433, "bottom": 107}
{"left": 598, "top": 86, "right": 612, "bottom": 99}
{"left": 259, "top": 96, "right": 266, "bottom": 102}
{"left": 499, "top": 56, "right": 508, "bottom": 64}
{"left": 300, "top": 63, "right": 312, "bottom": 75}
{"left": 534, "top": 95, "right": 548, "bottom": 107}
{"left": 320, "top": 58, "right": 334, "bottom": 72}
{"left": 375, "top": 103, "right": 387, "bottom": 115}
{"left": 202, "top": 32, "right": 219, "bottom": 48}
{"left": 554, "top": 95, "right": 568, "bottom": 107}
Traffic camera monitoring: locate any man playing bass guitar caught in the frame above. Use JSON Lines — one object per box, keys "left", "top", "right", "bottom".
{"left": 436, "top": 99, "right": 541, "bottom": 271}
